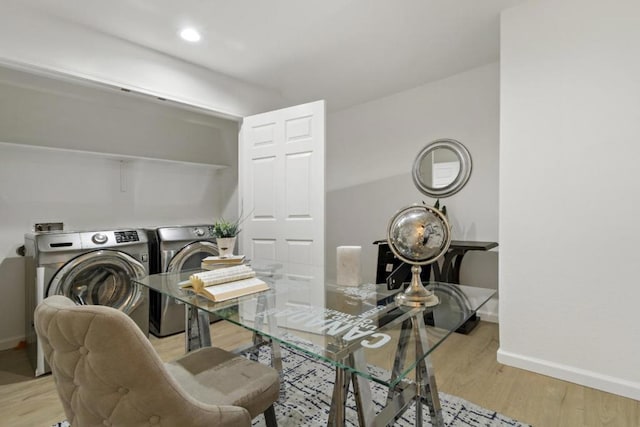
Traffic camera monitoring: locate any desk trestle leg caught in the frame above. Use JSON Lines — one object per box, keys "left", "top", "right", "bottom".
{"left": 185, "top": 306, "right": 212, "bottom": 352}
{"left": 382, "top": 314, "right": 444, "bottom": 427}
{"left": 413, "top": 315, "right": 444, "bottom": 426}
{"left": 328, "top": 365, "right": 350, "bottom": 426}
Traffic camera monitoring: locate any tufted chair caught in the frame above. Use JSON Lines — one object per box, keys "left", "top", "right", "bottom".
{"left": 35, "top": 295, "right": 279, "bottom": 427}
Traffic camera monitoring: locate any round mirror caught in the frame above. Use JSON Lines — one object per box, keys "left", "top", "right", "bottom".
{"left": 412, "top": 139, "right": 472, "bottom": 198}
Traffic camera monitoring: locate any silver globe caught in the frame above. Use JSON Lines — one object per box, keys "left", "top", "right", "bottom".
{"left": 387, "top": 204, "right": 451, "bottom": 307}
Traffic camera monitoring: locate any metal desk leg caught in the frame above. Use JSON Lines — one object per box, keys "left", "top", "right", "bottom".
{"left": 388, "top": 318, "right": 412, "bottom": 403}
{"left": 328, "top": 364, "right": 350, "bottom": 427}
{"left": 264, "top": 293, "right": 283, "bottom": 374}
{"left": 185, "top": 305, "right": 212, "bottom": 352}
{"left": 250, "top": 293, "right": 283, "bottom": 372}
{"left": 249, "top": 293, "right": 269, "bottom": 362}
{"left": 325, "top": 313, "right": 445, "bottom": 426}
{"left": 350, "top": 350, "right": 376, "bottom": 426}
{"left": 327, "top": 352, "right": 376, "bottom": 427}
{"left": 412, "top": 315, "right": 444, "bottom": 427}
{"left": 250, "top": 293, "right": 284, "bottom": 400}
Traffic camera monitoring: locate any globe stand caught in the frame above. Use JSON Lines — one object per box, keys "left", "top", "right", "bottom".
{"left": 394, "top": 265, "right": 440, "bottom": 308}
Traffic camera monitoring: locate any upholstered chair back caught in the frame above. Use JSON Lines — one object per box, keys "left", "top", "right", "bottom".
{"left": 35, "top": 295, "right": 251, "bottom": 427}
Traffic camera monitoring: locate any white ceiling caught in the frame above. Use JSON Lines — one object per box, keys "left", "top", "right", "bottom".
{"left": 21, "top": 0, "right": 524, "bottom": 111}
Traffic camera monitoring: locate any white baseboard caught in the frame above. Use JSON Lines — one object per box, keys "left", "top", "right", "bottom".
{"left": 477, "top": 296, "right": 498, "bottom": 323}
{"left": 0, "top": 335, "right": 25, "bottom": 351}
{"left": 497, "top": 348, "right": 640, "bottom": 401}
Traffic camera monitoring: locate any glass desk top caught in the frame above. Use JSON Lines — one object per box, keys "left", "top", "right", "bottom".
{"left": 135, "top": 261, "right": 495, "bottom": 389}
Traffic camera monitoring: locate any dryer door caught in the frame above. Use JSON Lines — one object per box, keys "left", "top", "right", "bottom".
{"left": 167, "top": 241, "right": 219, "bottom": 272}
{"left": 48, "top": 249, "right": 147, "bottom": 314}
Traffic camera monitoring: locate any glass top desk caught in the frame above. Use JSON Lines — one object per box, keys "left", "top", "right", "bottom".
{"left": 135, "top": 261, "right": 495, "bottom": 427}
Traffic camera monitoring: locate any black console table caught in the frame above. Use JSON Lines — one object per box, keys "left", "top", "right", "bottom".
{"left": 374, "top": 239, "right": 498, "bottom": 334}
{"left": 432, "top": 240, "right": 499, "bottom": 283}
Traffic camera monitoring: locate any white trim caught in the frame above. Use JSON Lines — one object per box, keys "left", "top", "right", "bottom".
{"left": 477, "top": 296, "right": 499, "bottom": 323}
{"left": 0, "top": 335, "right": 24, "bottom": 351}
{"left": 497, "top": 348, "right": 640, "bottom": 401}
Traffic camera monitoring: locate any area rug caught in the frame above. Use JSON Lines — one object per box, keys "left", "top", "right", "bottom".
{"left": 53, "top": 346, "right": 529, "bottom": 426}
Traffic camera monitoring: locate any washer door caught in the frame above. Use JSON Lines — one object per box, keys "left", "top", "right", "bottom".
{"left": 167, "top": 241, "right": 218, "bottom": 273}
{"left": 48, "top": 250, "right": 147, "bottom": 314}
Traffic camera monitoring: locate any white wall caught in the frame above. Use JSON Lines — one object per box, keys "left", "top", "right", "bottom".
{"left": 0, "top": 65, "right": 239, "bottom": 165}
{"left": 499, "top": 0, "right": 640, "bottom": 400}
{"left": 327, "top": 63, "right": 500, "bottom": 319}
{"left": 0, "top": 145, "right": 238, "bottom": 350}
{"left": 0, "top": 1, "right": 287, "bottom": 118}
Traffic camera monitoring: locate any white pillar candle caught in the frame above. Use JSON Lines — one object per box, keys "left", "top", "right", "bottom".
{"left": 336, "top": 246, "right": 362, "bottom": 286}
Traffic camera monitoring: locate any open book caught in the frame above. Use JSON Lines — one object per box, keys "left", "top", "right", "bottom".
{"left": 183, "top": 265, "right": 269, "bottom": 302}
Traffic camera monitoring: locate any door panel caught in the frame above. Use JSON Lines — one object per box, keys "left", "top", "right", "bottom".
{"left": 285, "top": 152, "right": 313, "bottom": 216}
{"left": 253, "top": 156, "right": 277, "bottom": 218}
{"left": 252, "top": 239, "right": 277, "bottom": 261}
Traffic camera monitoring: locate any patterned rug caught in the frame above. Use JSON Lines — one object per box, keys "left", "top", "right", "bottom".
{"left": 54, "top": 346, "right": 529, "bottom": 426}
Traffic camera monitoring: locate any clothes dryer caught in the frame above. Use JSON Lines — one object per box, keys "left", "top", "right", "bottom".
{"left": 24, "top": 229, "right": 149, "bottom": 376}
{"left": 146, "top": 225, "right": 219, "bottom": 337}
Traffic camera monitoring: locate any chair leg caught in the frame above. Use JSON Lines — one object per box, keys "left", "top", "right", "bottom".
{"left": 264, "top": 404, "right": 277, "bottom": 427}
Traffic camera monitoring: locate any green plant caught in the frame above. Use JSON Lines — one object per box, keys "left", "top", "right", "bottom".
{"left": 212, "top": 218, "right": 241, "bottom": 238}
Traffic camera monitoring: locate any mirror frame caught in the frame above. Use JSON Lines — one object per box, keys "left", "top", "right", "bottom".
{"left": 412, "top": 138, "right": 472, "bottom": 198}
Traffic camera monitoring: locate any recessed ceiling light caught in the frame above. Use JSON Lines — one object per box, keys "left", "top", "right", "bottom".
{"left": 180, "top": 28, "right": 201, "bottom": 43}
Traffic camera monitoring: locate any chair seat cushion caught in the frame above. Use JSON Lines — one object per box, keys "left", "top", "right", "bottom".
{"left": 166, "top": 347, "right": 280, "bottom": 418}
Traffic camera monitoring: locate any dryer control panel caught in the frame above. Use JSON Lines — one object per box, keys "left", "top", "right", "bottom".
{"left": 115, "top": 230, "right": 140, "bottom": 243}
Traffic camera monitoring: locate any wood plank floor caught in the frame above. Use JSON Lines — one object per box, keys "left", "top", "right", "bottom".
{"left": 1, "top": 321, "right": 638, "bottom": 426}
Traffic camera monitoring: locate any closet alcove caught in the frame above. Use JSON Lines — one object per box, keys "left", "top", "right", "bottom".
{"left": 0, "top": 63, "right": 238, "bottom": 167}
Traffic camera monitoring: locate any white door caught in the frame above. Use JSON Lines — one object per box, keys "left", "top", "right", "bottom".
{"left": 239, "top": 100, "right": 325, "bottom": 308}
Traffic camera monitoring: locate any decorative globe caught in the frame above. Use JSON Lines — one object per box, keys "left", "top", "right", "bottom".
{"left": 387, "top": 204, "right": 451, "bottom": 307}
{"left": 388, "top": 205, "right": 450, "bottom": 264}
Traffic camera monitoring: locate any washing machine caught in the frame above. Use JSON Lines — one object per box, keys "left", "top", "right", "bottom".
{"left": 24, "top": 229, "right": 149, "bottom": 376}
{"left": 146, "top": 225, "right": 219, "bottom": 337}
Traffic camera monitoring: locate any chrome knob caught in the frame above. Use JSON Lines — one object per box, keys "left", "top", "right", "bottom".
{"left": 193, "top": 228, "right": 205, "bottom": 237}
{"left": 92, "top": 233, "right": 108, "bottom": 244}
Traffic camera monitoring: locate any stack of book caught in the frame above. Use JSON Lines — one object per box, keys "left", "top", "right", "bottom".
{"left": 182, "top": 263, "right": 269, "bottom": 302}
{"left": 200, "top": 255, "right": 246, "bottom": 270}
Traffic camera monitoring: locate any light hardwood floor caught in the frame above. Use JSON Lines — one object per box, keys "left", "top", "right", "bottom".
{"left": 1, "top": 321, "right": 638, "bottom": 426}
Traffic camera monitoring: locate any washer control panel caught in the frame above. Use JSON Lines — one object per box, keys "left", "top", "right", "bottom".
{"left": 114, "top": 230, "right": 139, "bottom": 243}
{"left": 193, "top": 227, "right": 206, "bottom": 237}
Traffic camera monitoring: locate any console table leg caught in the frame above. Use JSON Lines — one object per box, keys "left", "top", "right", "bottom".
{"left": 439, "top": 252, "right": 456, "bottom": 283}
{"left": 451, "top": 252, "right": 465, "bottom": 283}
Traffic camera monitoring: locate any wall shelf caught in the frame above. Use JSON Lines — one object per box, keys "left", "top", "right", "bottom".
{"left": 0, "top": 63, "right": 240, "bottom": 168}
{"left": 0, "top": 142, "right": 229, "bottom": 169}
